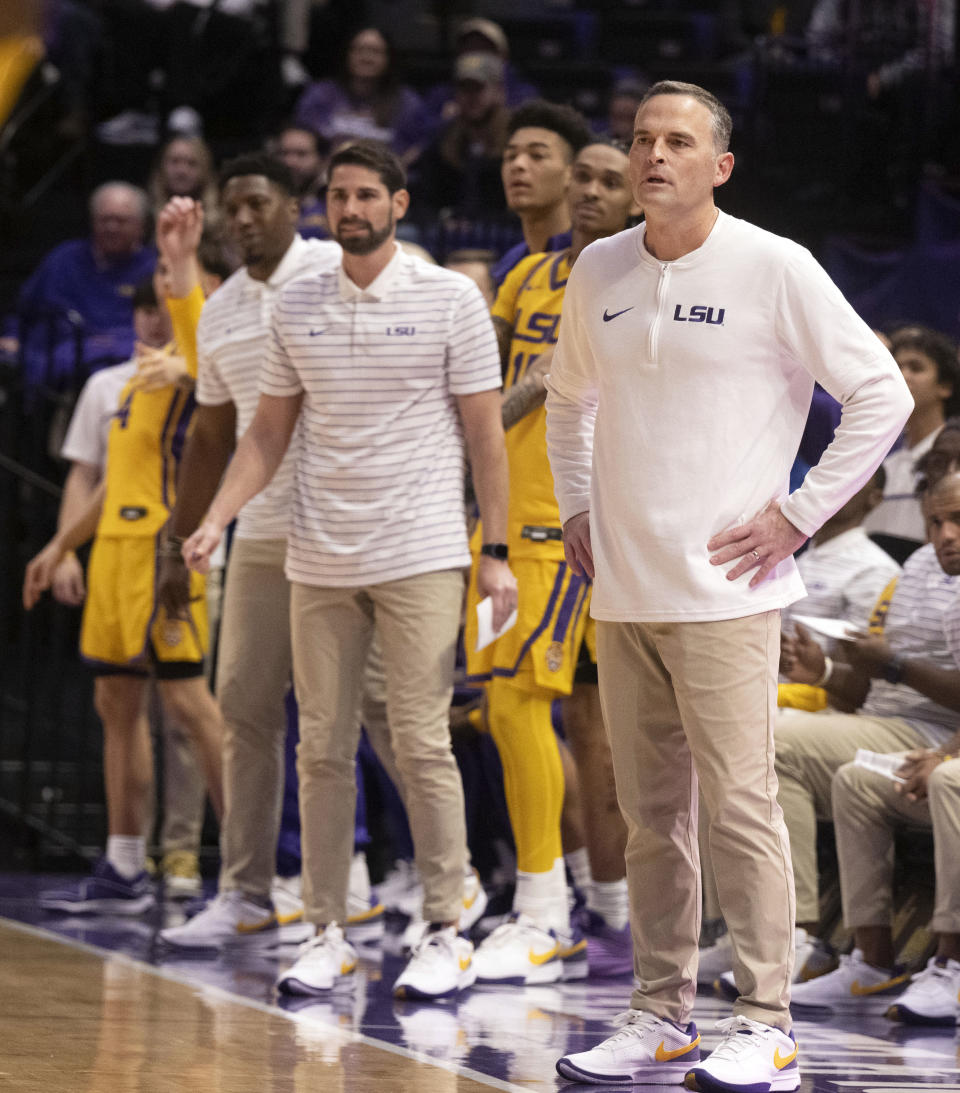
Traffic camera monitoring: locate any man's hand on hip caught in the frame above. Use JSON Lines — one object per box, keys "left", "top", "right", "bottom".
{"left": 562, "top": 511, "right": 594, "bottom": 579}
{"left": 708, "top": 500, "right": 807, "bottom": 588}
{"left": 477, "top": 555, "right": 518, "bottom": 631}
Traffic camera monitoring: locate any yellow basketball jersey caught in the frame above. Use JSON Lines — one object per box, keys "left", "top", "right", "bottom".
{"left": 96, "top": 288, "right": 203, "bottom": 539}
{"left": 480, "top": 249, "right": 570, "bottom": 561}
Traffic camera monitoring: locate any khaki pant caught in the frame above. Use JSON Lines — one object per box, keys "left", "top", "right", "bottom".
{"left": 291, "top": 568, "right": 467, "bottom": 925}
{"left": 773, "top": 710, "right": 925, "bottom": 924}
{"left": 597, "top": 612, "right": 795, "bottom": 1031}
{"left": 215, "top": 538, "right": 293, "bottom": 900}
{"left": 213, "top": 539, "right": 403, "bottom": 902}
{"left": 833, "top": 755, "right": 960, "bottom": 934}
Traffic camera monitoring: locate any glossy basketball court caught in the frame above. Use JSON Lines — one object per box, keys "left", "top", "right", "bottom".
{"left": 2, "top": 874, "right": 958, "bottom": 1092}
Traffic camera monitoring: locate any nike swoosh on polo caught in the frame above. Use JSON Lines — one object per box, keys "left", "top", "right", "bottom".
{"left": 602, "top": 307, "right": 633, "bottom": 322}
{"left": 309, "top": 329, "right": 326, "bottom": 336}
{"left": 654, "top": 1035, "right": 701, "bottom": 1062}
{"left": 528, "top": 943, "right": 560, "bottom": 966}
{"left": 850, "top": 972, "right": 909, "bottom": 996}
{"left": 774, "top": 1042, "right": 799, "bottom": 1069}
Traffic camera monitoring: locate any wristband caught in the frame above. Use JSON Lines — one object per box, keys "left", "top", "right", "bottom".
{"left": 480, "top": 542, "right": 509, "bottom": 560}
{"left": 813, "top": 657, "right": 834, "bottom": 687}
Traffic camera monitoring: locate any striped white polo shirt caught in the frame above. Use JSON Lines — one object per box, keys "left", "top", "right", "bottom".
{"left": 786, "top": 527, "right": 901, "bottom": 650}
{"left": 862, "top": 542, "right": 960, "bottom": 745}
{"left": 261, "top": 244, "right": 502, "bottom": 587}
{"left": 196, "top": 235, "right": 342, "bottom": 540}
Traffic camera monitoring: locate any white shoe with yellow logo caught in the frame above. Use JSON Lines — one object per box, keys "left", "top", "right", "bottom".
{"left": 158, "top": 891, "right": 278, "bottom": 950}
{"left": 276, "top": 923, "right": 358, "bottom": 995}
{"left": 685, "top": 1016, "right": 799, "bottom": 1092}
{"left": 393, "top": 925, "right": 476, "bottom": 1000}
{"left": 789, "top": 949, "right": 909, "bottom": 1012}
{"left": 557, "top": 1009, "right": 700, "bottom": 1084}
{"left": 472, "top": 912, "right": 562, "bottom": 984}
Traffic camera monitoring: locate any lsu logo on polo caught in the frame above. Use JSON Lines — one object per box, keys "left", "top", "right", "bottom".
{"left": 673, "top": 304, "right": 725, "bottom": 325}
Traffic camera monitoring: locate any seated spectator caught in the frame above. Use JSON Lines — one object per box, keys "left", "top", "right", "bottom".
{"left": 412, "top": 54, "right": 510, "bottom": 231}
{"left": 803, "top": 749, "right": 960, "bottom": 1023}
{"left": 603, "top": 77, "right": 649, "bottom": 143}
{"left": 274, "top": 124, "right": 329, "bottom": 239}
{"left": 402, "top": 17, "right": 539, "bottom": 158}
{"left": 148, "top": 136, "right": 219, "bottom": 222}
{"left": 864, "top": 325, "right": 960, "bottom": 562}
{"left": 444, "top": 249, "right": 496, "bottom": 308}
{"left": 789, "top": 470, "right": 960, "bottom": 1016}
{"left": 491, "top": 100, "right": 592, "bottom": 290}
{"left": 769, "top": 467, "right": 960, "bottom": 993}
{"left": 2, "top": 181, "right": 156, "bottom": 388}
{"left": 293, "top": 27, "right": 421, "bottom": 161}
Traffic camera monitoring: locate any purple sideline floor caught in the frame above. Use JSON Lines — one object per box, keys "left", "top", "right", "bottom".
{"left": 1, "top": 872, "right": 959, "bottom": 1093}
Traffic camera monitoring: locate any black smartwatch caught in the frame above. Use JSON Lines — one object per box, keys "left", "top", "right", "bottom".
{"left": 882, "top": 655, "right": 905, "bottom": 685}
{"left": 480, "top": 542, "right": 509, "bottom": 560}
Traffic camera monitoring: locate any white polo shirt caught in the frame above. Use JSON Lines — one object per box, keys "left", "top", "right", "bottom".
{"left": 260, "top": 244, "right": 502, "bottom": 587}
{"left": 786, "top": 527, "right": 902, "bottom": 646}
{"left": 861, "top": 543, "right": 960, "bottom": 746}
{"left": 862, "top": 427, "right": 941, "bottom": 545}
{"left": 196, "top": 235, "right": 341, "bottom": 540}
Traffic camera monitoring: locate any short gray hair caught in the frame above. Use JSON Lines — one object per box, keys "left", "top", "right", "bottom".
{"left": 89, "top": 181, "right": 150, "bottom": 224}
{"left": 639, "top": 80, "right": 732, "bottom": 154}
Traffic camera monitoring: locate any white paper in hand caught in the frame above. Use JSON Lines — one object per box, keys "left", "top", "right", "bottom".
{"left": 792, "top": 614, "right": 860, "bottom": 642}
{"left": 475, "top": 596, "right": 519, "bottom": 652}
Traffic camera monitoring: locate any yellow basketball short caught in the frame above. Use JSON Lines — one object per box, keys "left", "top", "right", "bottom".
{"left": 80, "top": 535, "right": 208, "bottom": 677}
{"left": 465, "top": 555, "right": 592, "bottom": 696}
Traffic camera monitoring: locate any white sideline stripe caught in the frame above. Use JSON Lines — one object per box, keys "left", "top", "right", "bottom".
{"left": 0, "top": 916, "right": 529, "bottom": 1093}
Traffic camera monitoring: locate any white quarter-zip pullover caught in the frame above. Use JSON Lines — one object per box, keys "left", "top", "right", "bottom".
{"left": 545, "top": 211, "right": 913, "bottom": 622}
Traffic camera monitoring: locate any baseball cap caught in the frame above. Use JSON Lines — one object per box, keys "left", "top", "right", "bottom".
{"left": 454, "top": 52, "right": 506, "bottom": 86}
{"left": 456, "top": 17, "right": 509, "bottom": 58}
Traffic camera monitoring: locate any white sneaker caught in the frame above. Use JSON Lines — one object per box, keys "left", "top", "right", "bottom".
{"left": 276, "top": 923, "right": 358, "bottom": 995}
{"left": 697, "top": 932, "right": 734, "bottom": 984}
{"left": 715, "top": 928, "right": 827, "bottom": 999}
{"left": 790, "top": 949, "right": 909, "bottom": 1011}
{"left": 685, "top": 1015, "right": 799, "bottom": 1092}
{"left": 158, "top": 891, "right": 278, "bottom": 950}
{"left": 270, "top": 876, "right": 314, "bottom": 946}
{"left": 377, "top": 859, "right": 423, "bottom": 916}
{"left": 393, "top": 925, "right": 476, "bottom": 1000}
{"left": 556, "top": 1009, "right": 701, "bottom": 1084}
{"left": 472, "top": 912, "right": 562, "bottom": 984}
{"left": 346, "top": 852, "right": 385, "bottom": 944}
{"left": 886, "top": 957, "right": 960, "bottom": 1026}
{"left": 401, "top": 868, "right": 490, "bottom": 954}
{"left": 703, "top": 927, "right": 815, "bottom": 988}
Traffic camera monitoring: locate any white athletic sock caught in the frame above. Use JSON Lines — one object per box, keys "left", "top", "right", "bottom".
{"left": 514, "top": 858, "right": 568, "bottom": 933}
{"left": 106, "top": 835, "right": 146, "bottom": 880}
{"left": 588, "top": 877, "right": 630, "bottom": 930}
{"left": 349, "top": 851, "right": 371, "bottom": 902}
{"left": 564, "top": 847, "right": 592, "bottom": 900}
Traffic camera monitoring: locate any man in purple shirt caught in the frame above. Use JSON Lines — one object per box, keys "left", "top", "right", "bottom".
{"left": 4, "top": 181, "right": 156, "bottom": 388}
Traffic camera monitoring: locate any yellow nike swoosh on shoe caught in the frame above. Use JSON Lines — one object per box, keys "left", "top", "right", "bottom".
{"left": 341, "top": 960, "right": 357, "bottom": 975}
{"left": 528, "top": 943, "right": 560, "bottom": 966}
{"left": 459, "top": 956, "right": 472, "bottom": 971}
{"left": 655, "top": 1035, "right": 701, "bottom": 1062}
{"left": 560, "top": 938, "right": 588, "bottom": 958}
{"left": 235, "top": 915, "right": 278, "bottom": 934}
{"left": 850, "top": 973, "right": 910, "bottom": 996}
{"left": 276, "top": 909, "right": 304, "bottom": 925}
{"left": 463, "top": 891, "right": 479, "bottom": 910}
{"left": 347, "top": 902, "right": 385, "bottom": 924}
{"left": 774, "top": 1043, "right": 799, "bottom": 1069}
